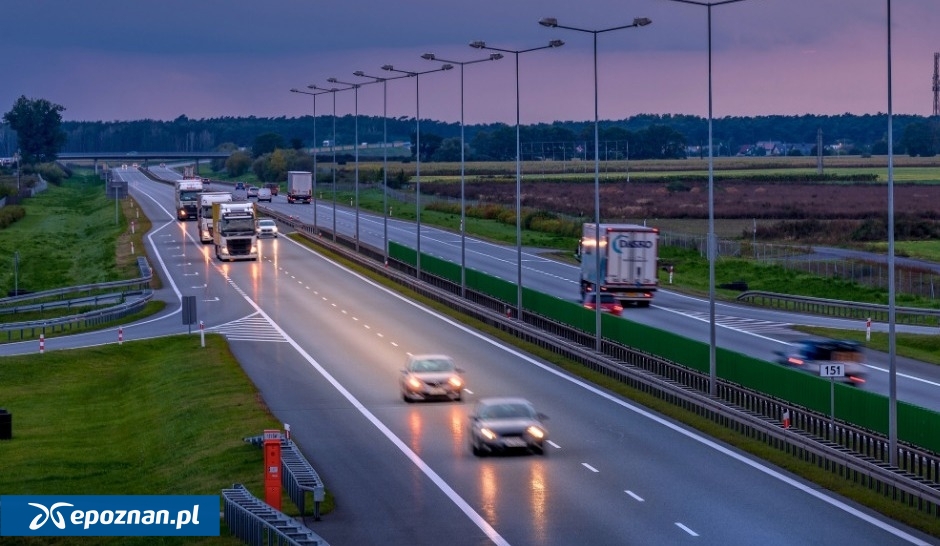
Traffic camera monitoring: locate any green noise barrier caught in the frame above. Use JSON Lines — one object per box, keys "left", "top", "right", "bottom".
{"left": 388, "top": 242, "right": 940, "bottom": 452}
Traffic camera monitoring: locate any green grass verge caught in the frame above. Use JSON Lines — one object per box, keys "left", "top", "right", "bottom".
{"left": 0, "top": 335, "right": 283, "bottom": 545}
{"left": 289, "top": 232, "right": 940, "bottom": 539}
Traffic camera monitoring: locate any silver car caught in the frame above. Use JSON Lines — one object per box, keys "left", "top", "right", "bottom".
{"left": 256, "top": 218, "right": 278, "bottom": 238}
{"left": 468, "top": 397, "right": 548, "bottom": 456}
{"left": 399, "top": 354, "right": 464, "bottom": 403}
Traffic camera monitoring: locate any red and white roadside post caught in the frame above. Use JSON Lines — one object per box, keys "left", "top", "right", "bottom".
{"left": 782, "top": 409, "right": 791, "bottom": 430}
{"left": 118, "top": 326, "right": 123, "bottom": 345}
{"left": 865, "top": 317, "right": 871, "bottom": 342}
{"left": 199, "top": 320, "right": 205, "bottom": 348}
{"left": 284, "top": 423, "right": 291, "bottom": 443}
{"left": 39, "top": 333, "right": 45, "bottom": 354}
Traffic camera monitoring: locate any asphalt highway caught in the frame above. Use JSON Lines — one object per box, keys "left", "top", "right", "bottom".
{"left": 2, "top": 169, "right": 936, "bottom": 545}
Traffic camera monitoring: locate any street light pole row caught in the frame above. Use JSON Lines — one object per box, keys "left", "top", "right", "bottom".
{"left": 422, "top": 52, "right": 504, "bottom": 297}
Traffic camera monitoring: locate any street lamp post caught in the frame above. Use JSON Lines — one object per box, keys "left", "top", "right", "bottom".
{"left": 328, "top": 78, "right": 363, "bottom": 251}
{"left": 469, "top": 39, "right": 564, "bottom": 317}
{"left": 539, "top": 16, "right": 651, "bottom": 351}
{"left": 885, "top": 0, "right": 898, "bottom": 466}
{"left": 291, "top": 88, "right": 330, "bottom": 235}
{"left": 353, "top": 71, "right": 412, "bottom": 266}
{"left": 310, "top": 84, "right": 355, "bottom": 241}
{"left": 381, "top": 63, "right": 454, "bottom": 280}
{"left": 421, "top": 52, "right": 504, "bottom": 298}
{"left": 666, "top": 0, "right": 750, "bottom": 396}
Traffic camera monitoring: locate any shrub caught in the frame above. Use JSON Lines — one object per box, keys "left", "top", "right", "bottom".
{"left": 0, "top": 205, "right": 26, "bottom": 229}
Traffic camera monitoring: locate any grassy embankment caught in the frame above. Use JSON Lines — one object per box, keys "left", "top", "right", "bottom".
{"left": 0, "top": 172, "right": 163, "bottom": 339}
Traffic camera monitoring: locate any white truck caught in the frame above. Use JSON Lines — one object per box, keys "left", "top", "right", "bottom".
{"left": 212, "top": 202, "right": 258, "bottom": 261}
{"left": 286, "top": 171, "right": 312, "bottom": 204}
{"left": 577, "top": 223, "right": 659, "bottom": 307}
{"left": 175, "top": 179, "right": 204, "bottom": 221}
{"left": 197, "top": 191, "right": 233, "bottom": 243}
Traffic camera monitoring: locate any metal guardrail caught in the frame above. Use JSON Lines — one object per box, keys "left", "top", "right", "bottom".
{"left": 243, "top": 434, "right": 327, "bottom": 521}
{"left": 0, "top": 257, "right": 154, "bottom": 338}
{"left": 0, "top": 257, "right": 153, "bottom": 306}
{"left": 737, "top": 290, "right": 940, "bottom": 326}
{"left": 262, "top": 209, "right": 940, "bottom": 520}
{"left": 222, "top": 484, "right": 328, "bottom": 546}
{"left": 0, "top": 292, "right": 128, "bottom": 316}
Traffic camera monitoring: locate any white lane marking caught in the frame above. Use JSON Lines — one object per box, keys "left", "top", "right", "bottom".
{"left": 656, "top": 305, "right": 790, "bottom": 346}
{"left": 225, "top": 268, "right": 511, "bottom": 546}
{"left": 546, "top": 440, "right": 561, "bottom": 449}
{"left": 279, "top": 235, "right": 931, "bottom": 546}
{"left": 675, "top": 523, "right": 699, "bottom": 537}
{"left": 864, "top": 364, "right": 940, "bottom": 387}
{"left": 625, "top": 490, "right": 644, "bottom": 502}
{"left": 581, "top": 463, "right": 599, "bottom": 473}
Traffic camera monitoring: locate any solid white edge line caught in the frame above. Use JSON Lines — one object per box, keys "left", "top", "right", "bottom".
{"left": 675, "top": 522, "right": 699, "bottom": 537}
{"left": 279, "top": 236, "right": 932, "bottom": 546}
{"left": 224, "top": 249, "right": 511, "bottom": 546}
{"left": 581, "top": 463, "right": 599, "bottom": 473}
{"left": 625, "top": 490, "right": 644, "bottom": 502}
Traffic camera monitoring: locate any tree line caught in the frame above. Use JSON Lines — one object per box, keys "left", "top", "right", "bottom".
{"left": 2, "top": 96, "right": 939, "bottom": 167}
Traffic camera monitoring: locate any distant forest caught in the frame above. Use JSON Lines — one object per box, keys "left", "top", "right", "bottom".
{"left": 3, "top": 112, "right": 938, "bottom": 161}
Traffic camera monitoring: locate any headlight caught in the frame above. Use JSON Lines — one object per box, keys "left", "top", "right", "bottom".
{"left": 526, "top": 426, "right": 545, "bottom": 440}
{"left": 407, "top": 376, "right": 422, "bottom": 390}
{"left": 480, "top": 428, "right": 497, "bottom": 441}
{"left": 447, "top": 376, "right": 463, "bottom": 388}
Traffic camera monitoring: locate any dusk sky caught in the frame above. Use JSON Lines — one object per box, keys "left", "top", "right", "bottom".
{"left": 3, "top": 0, "right": 938, "bottom": 126}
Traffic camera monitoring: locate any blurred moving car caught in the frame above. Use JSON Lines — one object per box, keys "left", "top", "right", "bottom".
{"left": 774, "top": 339, "right": 867, "bottom": 385}
{"left": 399, "top": 354, "right": 464, "bottom": 402}
{"left": 256, "top": 187, "right": 272, "bottom": 202}
{"left": 582, "top": 293, "right": 624, "bottom": 316}
{"left": 263, "top": 182, "right": 280, "bottom": 196}
{"left": 468, "top": 397, "right": 548, "bottom": 456}
{"left": 256, "top": 218, "right": 278, "bottom": 238}
{"left": 247, "top": 185, "right": 259, "bottom": 198}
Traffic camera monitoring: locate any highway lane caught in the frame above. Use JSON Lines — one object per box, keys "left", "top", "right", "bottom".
{"left": 211, "top": 215, "right": 936, "bottom": 545}
{"left": 5, "top": 168, "right": 935, "bottom": 544}
{"left": 225, "top": 178, "right": 940, "bottom": 412}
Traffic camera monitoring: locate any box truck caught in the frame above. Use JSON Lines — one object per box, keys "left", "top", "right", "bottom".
{"left": 197, "top": 191, "right": 233, "bottom": 243}
{"left": 175, "top": 179, "right": 204, "bottom": 221}
{"left": 577, "top": 223, "right": 658, "bottom": 307}
{"left": 287, "top": 171, "right": 312, "bottom": 204}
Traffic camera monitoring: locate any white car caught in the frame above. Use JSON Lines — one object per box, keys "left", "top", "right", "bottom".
{"left": 256, "top": 219, "right": 278, "bottom": 238}
{"left": 256, "top": 187, "right": 272, "bottom": 202}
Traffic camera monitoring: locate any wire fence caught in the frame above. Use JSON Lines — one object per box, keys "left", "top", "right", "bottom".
{"left": 661, "top": 230, "right": 940, "bottom": 301}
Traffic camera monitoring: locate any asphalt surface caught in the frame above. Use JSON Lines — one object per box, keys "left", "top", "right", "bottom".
{"left": 3, "top": 168, "right": 937, "bottom": 546}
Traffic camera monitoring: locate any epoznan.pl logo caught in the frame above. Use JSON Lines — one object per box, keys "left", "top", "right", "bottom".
{"left": 28, "top": 502, "right": 73, "bottom": 530}
{"left": 1, "top": 495, "right": 219, "bottom": 537}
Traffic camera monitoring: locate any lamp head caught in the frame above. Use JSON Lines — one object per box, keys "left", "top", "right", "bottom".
{"left": 327, "top": 77, "right": 338, "bottom": 83}
{"left": 290, "top": 88, "right": 299, "bottom": 93}
{"left": 634, "top": 17, "right": 652, "bottom": 27}
{"left": 307, "top": 84, "right": 316, "bottom": 89}
{"left": 539, "top": 17, "right": 558, "bottom": 28}
{"left": 421, "top": 53, "right": 436, "bottom": 60}
{"left": 490, "top": 53, "right": 504, "bottom": 61}
{"left": 381, "top": 64, "right": 394, "bottom": 71}
{"left": 469, "top": 41, "right": 486, "bottom": 49}
{"left": 441, "top": 64, "right": 454, "bottom": 71}
{"left": 549, "top": 39, "right": 565, "bottom": 48}
{"left": 353, "top": 71, "right": 365, "bottom": 77}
